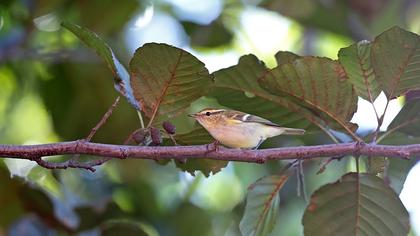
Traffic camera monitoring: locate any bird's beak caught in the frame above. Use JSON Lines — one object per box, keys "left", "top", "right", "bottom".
{"left": 188, "top": 113, "right": 197, "bottom": 118}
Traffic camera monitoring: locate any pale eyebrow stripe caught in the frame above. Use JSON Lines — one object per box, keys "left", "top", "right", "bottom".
{"left": 201, "top": 109, "right": 225, "bottom": 115}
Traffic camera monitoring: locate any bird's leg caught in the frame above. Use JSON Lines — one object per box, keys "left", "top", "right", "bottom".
{"left": 253, "top": 138, "right": 264, "bottom": 150}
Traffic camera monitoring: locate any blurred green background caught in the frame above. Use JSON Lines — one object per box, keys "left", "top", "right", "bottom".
{"left": 1, "top": 0, "right": 419, "bottom": 235}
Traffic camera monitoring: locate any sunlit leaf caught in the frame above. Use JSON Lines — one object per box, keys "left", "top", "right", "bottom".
{"left": 211, "top": 54, "right": 315, "bottom": 130}
{"left": 259, "top": 56, "right": 358, "bottom": 135}
{"left": 240, "top": 175, "right": 288, "bottom": 236}
{"left": 372, "top": 26, "right": 420, "bottom": 99}
{"left": 387, "top": 99, "right": 420, "bottom": 136}
{"left": 275, "top": 51, "right": 301, "bottom": 66}
{"left": 174, "top": 127, "right": 228, "bottom": 177}
{"left": 129, "top": 43, "right": 213, "bottom": 125}
{"left": 339, "top": 40, "right": 381, "bottom": 101}
{"left": 302, "top": 172, "right": 410, "bottom": 236}
{"left": 61, "top": 21, "right": 140, "bottom": 110}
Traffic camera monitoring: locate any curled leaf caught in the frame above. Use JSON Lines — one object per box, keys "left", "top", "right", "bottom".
{"left": 61, "top": 21, "right": 140, "bottom": 110}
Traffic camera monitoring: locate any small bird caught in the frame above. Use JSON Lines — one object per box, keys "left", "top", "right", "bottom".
{"left": 188, "top": 108, "right": 305, "bottom": 149}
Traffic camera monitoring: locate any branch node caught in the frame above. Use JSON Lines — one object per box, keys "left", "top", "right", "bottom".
{"left": 255, "top": 158, "right": 266, "bottom": 164}
{"left": 355, "top": 140, "right": 366, "bottom": 156}
{"left": 74, "top": 139, "right": 87, "bottom": 152}
{"left": 205, "top": 141, "right": 220, "bottom": 155}
{"left": 119, "top": 147, "right": 129, "bottom": 159}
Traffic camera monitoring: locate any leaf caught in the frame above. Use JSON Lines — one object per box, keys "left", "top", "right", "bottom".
{"left": 61, "top": 21, "right": 140, "bottom": 110}
{"left": 101, "top": 219, "right": 148, "bottom": 236}
{"left": 387, "top": 99, "right": 420, "bottom": 136}
{"left": 339, "top": 40, "right": 381, "bottom": 101}
{"left": 210, "top": 54, "right": 315, "bottom": 130}
{"left": 387, "top": 157, "right": 418, "bottom": 194}
{"left": 129, "top": 43, "right": 213, "bottom": 125}
{"left": 379, "top": 132, "right": 420, "bottom": 193}
{"left": 367, "top": 157, "right": 386, "bottom": 176}
{"left": 174, "top": 126, "right": 214, "bottom": 145}
{"left": 240, "top": 175, "right": 288, "bottom": 236}
{"left": 302, "top": 172, "right": 410, "bottom": 236}
{"left": 275, "top": 51, "right": 301, "bottom": 66}
{"left": 183, "top": 21, "right": 233, "bottom": 47}
{"left": 174, "top": 127, "right": 228, "bottom": 177}
{"left": 372, "top": 26, "right": 420, "bottom": 99}
{"left": 259, "top": 56, "right": 358, "bottom": 135}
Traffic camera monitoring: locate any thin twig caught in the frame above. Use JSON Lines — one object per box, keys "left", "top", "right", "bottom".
{"left": 85, "top": 96, "right": 121, "bottom": 141}
{"left": 70, "top": 96, "right": 121, "bottom": 170}
{"left": 372, "top": 99, "right": 390, "bottom": 143}
{"left": 316, "top": 155, "right": 345, "bottom": 174}
{"left": 298, "top": 159, "right": 307, "bottom": 203}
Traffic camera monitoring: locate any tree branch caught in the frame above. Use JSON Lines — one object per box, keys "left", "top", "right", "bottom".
{"left": 0, "top": 141, "right": 419, "bottom": 172}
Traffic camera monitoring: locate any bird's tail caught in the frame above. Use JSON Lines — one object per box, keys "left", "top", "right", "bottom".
{"left": 282, "top": 128, "right": 305, "bottom": 135}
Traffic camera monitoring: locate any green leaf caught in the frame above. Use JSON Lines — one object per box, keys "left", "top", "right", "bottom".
{"left": 302, "top": 172, "right": 410, "bottom": 236}
{"left": 240, "top": 175, "right": 288, "bottom": 236}
{"left": 174, "top": 127, "right": 228, "bottom": 177}
{"left": 367, "top": 157, "right": 386, "bottom": 176}
{"left": 183, "top": 21, "right": 233, "bottom": 47}
{"left": 372, "top": 26, "right": 420, "bottom": 99}
{"left": 211, "top": 54, "right": 315, "bottom": 130}
{"left": 101, "top": 219, "right": 148, "bottom": 236}
{"left": 174, "top": 126, "right": 214, "bottom": 145}
{"left": 387, "top": 157, "right": 417, "bottom": 194}
{"left": 129, "top": 43, "right": 213, "bottom": 125}
{"left": 339, "top": 40, "right": 381, "bottom": 101}
{"left": 259, "top": 56, "right": 358, "bottom": 135}
{"left": 387, "top": 99, "right": 420, "bottom": 136}
{"left": 379, "top": 132, "right": 420, "bottom": 193}
{"left": 61, "top": 21, "right": 140, "bottom": 110}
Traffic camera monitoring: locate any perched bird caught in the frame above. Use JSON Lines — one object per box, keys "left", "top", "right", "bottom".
{"left": 189, "top": 108, "right": 305, "bottom": 149}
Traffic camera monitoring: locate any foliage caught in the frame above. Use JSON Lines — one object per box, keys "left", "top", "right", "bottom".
{"left": 302, "top": 173, "right": 410, "bottom": 236}
{"left": 1, "top": 0, "right": 420, "bottom": 235}
{"left": 62, "top": 23, "right": 420, "bottom": 236}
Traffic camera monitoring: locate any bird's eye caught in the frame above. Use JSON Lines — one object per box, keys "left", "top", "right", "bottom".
{"left": 205, "top": 112, "right": 211, "bottom": 116}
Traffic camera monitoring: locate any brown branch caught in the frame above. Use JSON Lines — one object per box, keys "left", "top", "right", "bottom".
{"left": 0, "top": 141, "right": 419, "bottom": 172}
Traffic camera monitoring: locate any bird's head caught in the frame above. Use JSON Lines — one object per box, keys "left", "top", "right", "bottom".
{"left": 188, "top": 108, "right": 227, "bottom": 128}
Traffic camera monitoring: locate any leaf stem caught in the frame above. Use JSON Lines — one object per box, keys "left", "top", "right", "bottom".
{"left": 377, "top": 118, "right": 420, "bottom": 143}
{"left": 371, "top": 98, "right": 390, "bottom": 143}
{"left": 137, "top": 111, "right": 145, "bottom": 129}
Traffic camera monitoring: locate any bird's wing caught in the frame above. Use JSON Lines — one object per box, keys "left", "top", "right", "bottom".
{"left": 226, "top": 110, "right": 281, "bottom": 127}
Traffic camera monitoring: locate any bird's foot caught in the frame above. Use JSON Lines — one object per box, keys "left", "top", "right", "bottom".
{"left": 206, "top": 140, "right": 221, "bottom": 154}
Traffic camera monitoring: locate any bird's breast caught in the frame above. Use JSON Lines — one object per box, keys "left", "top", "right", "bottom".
{"left": 206, "top": 123, "right": 283, "bottom": 149}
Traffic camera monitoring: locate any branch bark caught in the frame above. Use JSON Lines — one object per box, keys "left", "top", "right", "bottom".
{"left": 0, "top": 141, "right": 419, "bottom": 171}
